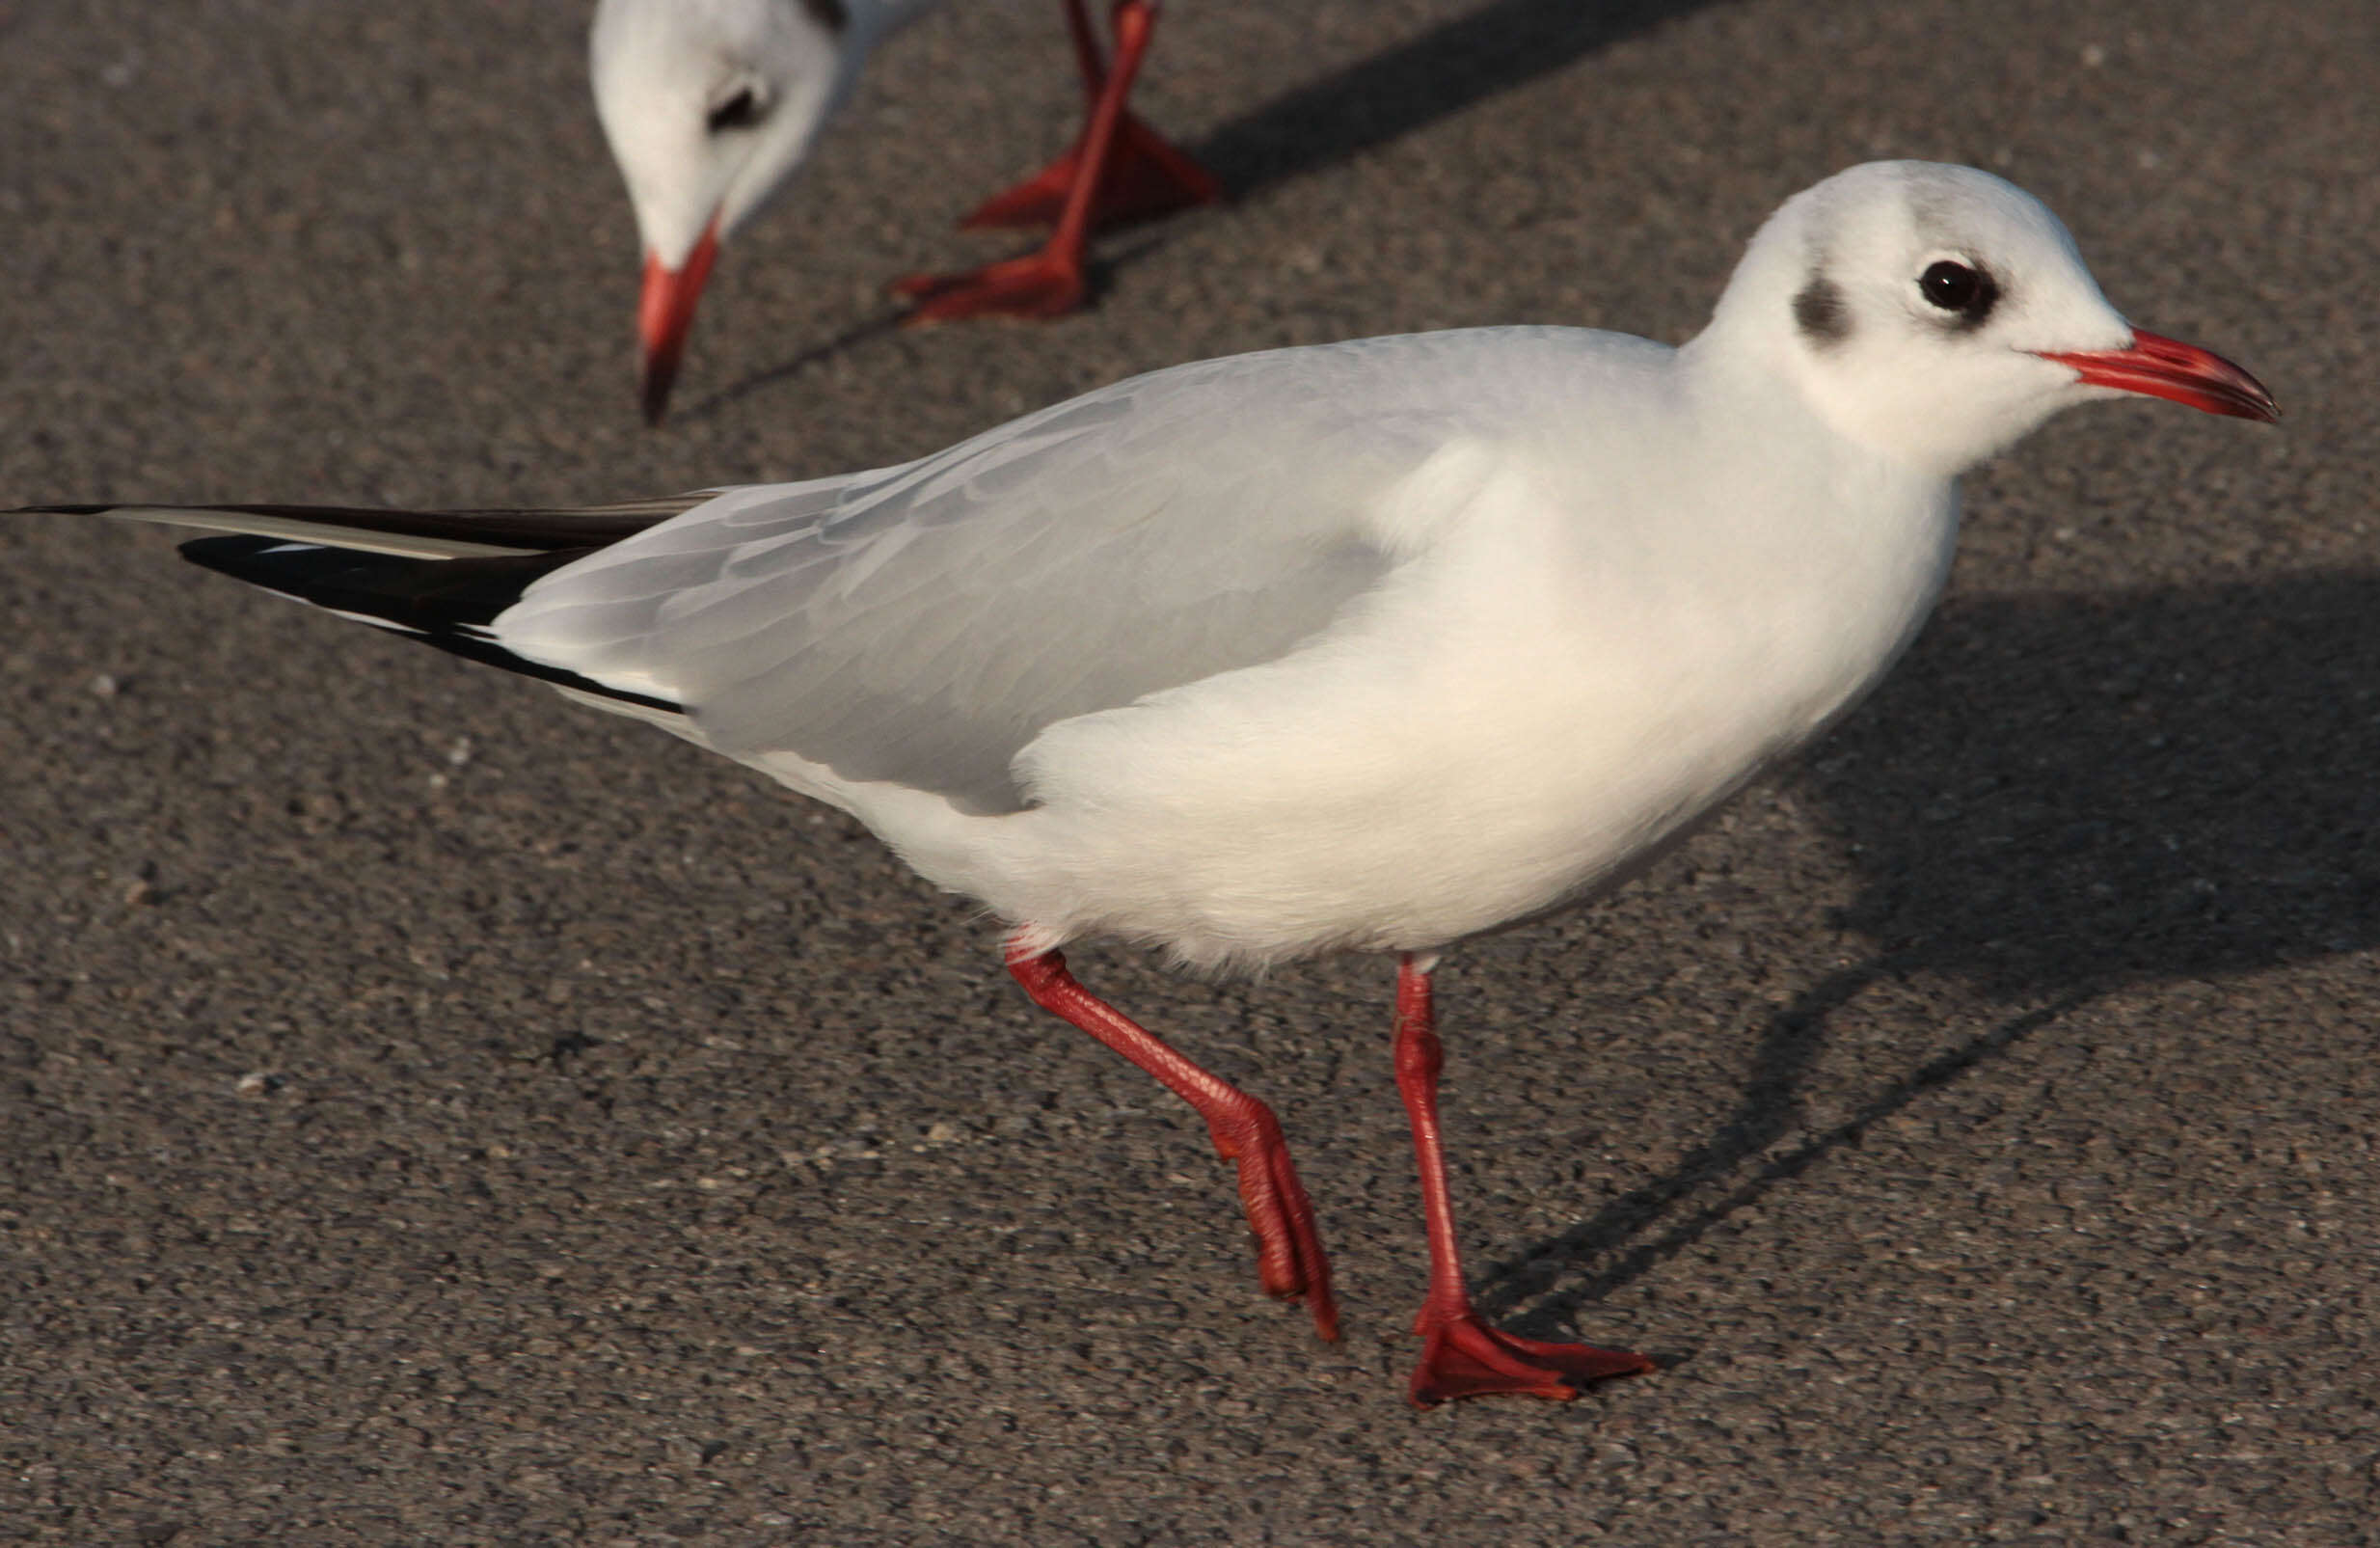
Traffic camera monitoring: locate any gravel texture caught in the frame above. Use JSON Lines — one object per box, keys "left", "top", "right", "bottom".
{"left": 3, "top": 1, "right": 2375, "bottom": 1543}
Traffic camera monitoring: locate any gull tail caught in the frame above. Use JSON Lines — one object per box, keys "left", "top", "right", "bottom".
{"left": 17, "top": 496, "right": 710, "bottom": 557}
{"left": 20, "top": 497, "right": 712, "bottom": 713}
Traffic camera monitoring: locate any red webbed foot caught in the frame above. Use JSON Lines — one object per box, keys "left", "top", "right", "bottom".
{"left": 1207, "top": 1100, "right": 1339, "bottom": 1342}
{"left": 961, "top": 112, "right": 1223, "bottom": 231}
{"left": 1408, "top": 1310, "right": 1654, "bottom": 1407}
{"left": 892, "top": 249, "right": 1090, "bottom": 325}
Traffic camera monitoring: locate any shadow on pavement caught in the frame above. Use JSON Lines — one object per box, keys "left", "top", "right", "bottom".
{"left": 712, "top": 0, "right": 1725, "bottom": 410}
{"left": 1481, "top": 569, "right": 2380, "bottom": 1331}
{"left": 1192, "top": 0, "right": 1726, "bottom": 199}
{"left": 682, "top": 308, "right": 912, "bottom": 424}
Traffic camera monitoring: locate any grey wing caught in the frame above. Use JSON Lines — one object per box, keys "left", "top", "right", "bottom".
{"left": 493, "top": 334, "right": 1516, "bottom": 812}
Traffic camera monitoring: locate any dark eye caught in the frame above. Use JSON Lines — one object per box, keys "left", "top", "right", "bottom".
{"left": 1919, "top": 259, "right": 1997, "bottom": 322}
{"left": 706, "top": 87, "right": 766, "bottom": 134}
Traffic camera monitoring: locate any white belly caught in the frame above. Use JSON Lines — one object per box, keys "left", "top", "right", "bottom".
{"left": 924, "top": 471, "right": 1956, "bottom": 969}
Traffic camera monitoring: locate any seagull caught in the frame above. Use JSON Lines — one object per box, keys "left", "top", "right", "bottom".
{"left": 593, "top": 0, "right": 1223, "bottom": 424}
{"left": 21, "top": 163, "right": 2276, "bottom": 1405}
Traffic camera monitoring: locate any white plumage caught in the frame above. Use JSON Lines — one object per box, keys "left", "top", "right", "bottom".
{"left": 489, "top": 163, "right": 2263, "bottom": 972}
{"left": 28, "top": 162, "right": 2276, "bottom": 1403}
{"left": 591, "top": 0, "right": 910, "bottom": 272}
{"left": 590, "top": 0, "right": 1221, "bottom": 421}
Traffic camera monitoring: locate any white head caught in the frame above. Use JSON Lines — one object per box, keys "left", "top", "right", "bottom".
{"left": 590, "top": 0, "right": 874, "bottom": 422}
{"left": 1697, "top": 161, "right": 2275, "bottom": 475}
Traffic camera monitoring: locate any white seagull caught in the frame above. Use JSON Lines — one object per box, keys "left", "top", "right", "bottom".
{"left": 592, "top": 0, "right": 1222, "bottom": 423}
{"left": 25, "top": 163, "right": 2276, "bottom": 1404}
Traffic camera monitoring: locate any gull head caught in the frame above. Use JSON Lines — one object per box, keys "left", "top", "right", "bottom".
{"left": 1704, "top": 161, "right": 2276, "bottom": 477}
{"left": 590, "top": 0, "right": 862, "bottom": 423}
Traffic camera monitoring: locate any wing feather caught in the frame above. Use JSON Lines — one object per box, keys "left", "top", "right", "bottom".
{"left": 495, "top": 330, "right": 1576, "bottom": 812}
{"left": 17, "top": 496, "right": 711, "bottom": 557}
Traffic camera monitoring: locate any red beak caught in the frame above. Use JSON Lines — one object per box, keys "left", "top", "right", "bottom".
{"left": 2035, "top": 329, "right": 2279, "bottom": 422}
{"left": 636, "top": 216, "right": 722, "bottom": 427}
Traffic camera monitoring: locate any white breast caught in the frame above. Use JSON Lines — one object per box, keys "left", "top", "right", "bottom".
{"left": 872, "top": 417, "right": 1957, "bottom": 970}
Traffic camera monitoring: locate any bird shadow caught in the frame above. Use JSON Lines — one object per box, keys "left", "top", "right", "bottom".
{"left": 704, "top": 0, "right": 1725, "bottom": 409}
{"left": 678, "top": 308, "right": 912, "bottom": 423}
{"left": 1188, "top": 0, "right": 1728, "bottom": 200}
{"left": 1475, "top": 569, "right": 2380, "bottom": 1333}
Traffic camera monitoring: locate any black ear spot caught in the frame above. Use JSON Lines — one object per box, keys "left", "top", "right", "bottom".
{"left": 706, "top": 86, "right": 767, "bottom": 134}
{"left": 801, "top": 0, "right": 849, "bottom": 30}
{"left": 1919, "top": 259, "right": 1999, "bottom": 328}
{"left": 1794, "top": 275, "right": 1851, "bottom": 347}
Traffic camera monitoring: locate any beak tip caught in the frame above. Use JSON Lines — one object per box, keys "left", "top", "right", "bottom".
{"left": 2215, "top": 380, "right": 2282, "bottom": 425}
{"left": 638, "top": 369, "right": 674, "bottom": 428}
{"left": 634, "top": 218, "right": 721, "bottom": 429}
{"left": 2041, "top": 329, "right": 2280, "bottom": 425}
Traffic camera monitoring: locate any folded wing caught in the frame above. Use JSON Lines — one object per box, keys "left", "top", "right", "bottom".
{"left": 496, "top": 333, "right": 1532, "bottom": 812}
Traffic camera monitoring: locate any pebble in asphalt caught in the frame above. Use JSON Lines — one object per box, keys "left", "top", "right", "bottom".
{"left": 2, "top": 2, "right": 2374, "bottom": 1544}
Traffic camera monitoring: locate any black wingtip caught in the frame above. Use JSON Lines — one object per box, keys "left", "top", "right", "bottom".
{"left": 15, "top": 499, "right": 704, "bottom": 551}
{"left": 177, "top": 536, "right": 683, "bottom": 716}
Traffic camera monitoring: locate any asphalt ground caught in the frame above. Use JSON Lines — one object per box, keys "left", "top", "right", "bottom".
{"left": 3, "top": 1, "right": 2375, "bottom": 1543}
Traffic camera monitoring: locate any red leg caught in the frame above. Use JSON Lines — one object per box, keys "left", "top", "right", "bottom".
{"left": 895, "top": 1, "right": 1214, "bottom": 323}
{"left": 1006, "top": 934, "right": 1339, "bottom": 1342}
{"left": 960, "top": 0, "right": 1222, "bottom": 232}
{"left": 1057, "top": 0, "right": 1108, "bottom": 94}
{"left": 960, "top": 113, "right": 1224, "bottom": 232}
{"left": 1396, "top": 955, "right": 1653, "bottom": 1406}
